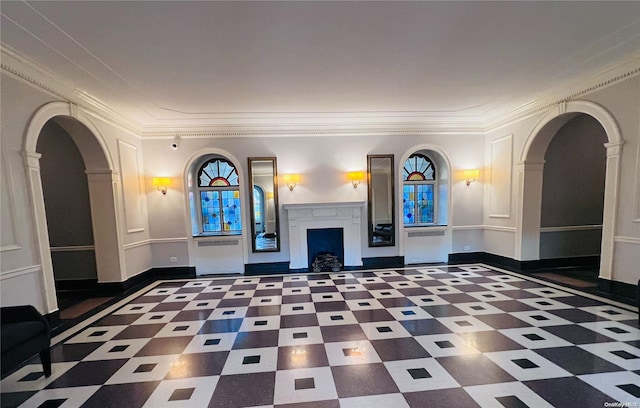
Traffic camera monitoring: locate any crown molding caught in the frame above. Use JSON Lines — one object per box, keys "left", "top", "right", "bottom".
{"left": 484, "top": 53, "right": 640, "bottom": 133}
{"left": 1, "top": 45, "right": 144, "bottom": 137}
{"left": 3, "top": 43, "right": 639, "bottom": 138}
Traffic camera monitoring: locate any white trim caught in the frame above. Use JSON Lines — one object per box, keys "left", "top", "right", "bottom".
{"left": 123, "top": 239, "right": 152, "bottom": 250}
{"left": 50, "top": 245, "right": 95, "bottom": 252}
{"left": 540, "top": 225, "right": 603, "bottom": 233}
{"left": 489, "top": 134, "right": 513, "bottom": 218}
{"left": 483, "top": 225, "right": 517, "bottom": 233}
{"left": 450, "top": 225, "right": 484, "bottom": 231}
{"left": 150, "top": 237, "right": 188, "bottom": 244}
{"left": 0, "top": 245, "right": 22, "bottom": 252}
{"left": 614, "top": 236, "right": 640, "bottom": 245}
{"left": 0, "top": 264, "right": 42, "bottom": 280}
{"left": 1, "top": 151, "right": 22, "bottom": 251}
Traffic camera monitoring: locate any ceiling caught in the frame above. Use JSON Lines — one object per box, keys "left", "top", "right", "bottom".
{"left": 2, "top": 1, "right": 640, "bottom": 131}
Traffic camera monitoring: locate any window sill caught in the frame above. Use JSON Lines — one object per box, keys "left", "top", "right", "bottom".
{"left": 193, "top": 233, "right": 242, "bottom": 238}
{"left": 404, "top": 224, "right": 448, "bottom": 228}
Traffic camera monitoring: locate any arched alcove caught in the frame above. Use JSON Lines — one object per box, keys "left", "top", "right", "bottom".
{"left": 24, "top": 102, "right": 125, "bottom": 312}
{"left": 517, "top": 101, "right": 623, "bottom": 280}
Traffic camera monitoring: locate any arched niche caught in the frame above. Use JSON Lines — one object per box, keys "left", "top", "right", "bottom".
{"left": 517, "top": 101, "right": 622, "bottom": 279}
{"left": 24, "top": 102, "right": 125, "bottom": 313}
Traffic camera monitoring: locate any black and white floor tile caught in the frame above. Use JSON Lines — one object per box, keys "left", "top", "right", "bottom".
{"left": 2, "top": 264, "right": 639, "bottom": 408}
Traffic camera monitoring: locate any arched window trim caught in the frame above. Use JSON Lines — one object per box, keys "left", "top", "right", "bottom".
{"left": 194, "top": 157, "right": 242, "bottom": 235}
{"left": 403, "top": 153, "right": 438, "bottom": 226}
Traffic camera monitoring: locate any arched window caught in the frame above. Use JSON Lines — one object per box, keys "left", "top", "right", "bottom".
{"left": 403, "top": 153, "right": 436, "bottom": 225}
{"left": 196, "top": 158, "right": 242, "bottom": 234}
{"left": 253, "top": 185, "right": 265, "bottom": 235}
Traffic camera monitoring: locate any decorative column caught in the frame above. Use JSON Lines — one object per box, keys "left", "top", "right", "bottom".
{"left": 599, "top": 141, "right": 624, "bottom": 280}
{"left": 514, "top": 160, "right": 545, "bottom": 261}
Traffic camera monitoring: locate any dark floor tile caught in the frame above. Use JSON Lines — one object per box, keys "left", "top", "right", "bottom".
{"left": 113, "top": 323, "right": 165, "bottom": 340}
{"left": 362, "top": 283, "right": 393, "bottom": 291}
{"left": 458, "top": 331, "right": 525, "bottom": 352}
{"left": 341, "top": 291, "right": 374, "bottom": 300}
{"left": 194, "top": 292, "right": 225, "bottom": 300}
{"left": 50, "top": 343, "right": 103, "bottom": 362}
{"left": 525, "top": 377, "right": 613, "bottom": 407}
{"left": 404, "top": 388, "right": 481, "bottom": 408}
{"left": 275, "top": 399, "right": 340, "bottom": 408}
{"left": 536, "top": 346, "right": 627, "bottom": 375}
{"left": 198, "top": 318, "right": 243, "bottom": 334}
{"left": 217, "top": 298, "right": 252, "bottom": 308}
{"left": 277, "top": 344, "right": 330, "bottom": 370}
{"left": 93, "top": 314, "right": 142, "bottom": 326}
{"left": 254, "top": 289, "right": 283, "bottom": 297}
{"left": 421, "top": 305, "right": 466, "bottom": 318}
{"left": 331, "top": 363, "right": 399, "bottom": 398}
{"left": 282, "top": 294, "right": 314, "bottom": 304}
{"left": 232, "top": 330, "right": 280, "bottom": 349}
{"left": 474, "top": 314, "right": 532, "bottom": 330}
{"left": 171, "top": 309, "right": 214, "bottom": 322}
{"left": 436, "top": 354, "right": 515, "bottom": 386}
{"left": 280, "top": 313, "right": 320, "bottom": 328}
{"left": 283, "top": 281, "right": 309, "bottom": 288}
{"left": 314, "top": 301, "right": 349, "bottom": 312}
{"left": 546, "top": 308, "right": 602, "bottom": 323}
{"left": 395, "top": 287, "right": 429, "bottom": 297}
{"left": 320, "top": 324, "right": 367, "bottom": 342}
{"left": 378, "top": 297, "right": 416, "bottom": 308}
{"left": 543, "top": 324, "right": 615, "bottom": 344}
{"left": 310, "top": 286, "right": 340, "bottom": 293}
{"left": 246, "top": 305, "right": 282, "bottom": 317}
{"left": 491, "top": 300, "right": 536, "bottom": 313}
{"left": 353, "top": 309, "right": 395, "bottom": 323}
{"left": 371, "top": 337, "right": 431, "bottom": 361}
{"left": 438, "top": 292, "right": 484, "bottom": 304}
{"left": 45, "top": 360, "right": 127, "bottom": 388}
{"left": 400, "top": 319, "right": 452, "bottom": 336}
{"left": 210, "top": 372, "right": 275, "bottom": 408}
{"left": 81, "top": 381, "right": 159, "bottom": 408}
{"left": 134, "top": 336, "right": 191, "bottom": 356}
{"left": 332, "top": 279, "right": 360, "bottom": 286}
{"left": 230, "top": 284, "right": 258, "bottom": 291}
{"left": 175, "top": 287, "right": 208, "bottom": 294}
{"left": 129, "top": 295, "right": 167, "bottom": 304}
{"left": 164, "top": 351, "right": 229, "bottom": 378}
{"left": 0, "top": 391, "right": 36, "bottom": 408}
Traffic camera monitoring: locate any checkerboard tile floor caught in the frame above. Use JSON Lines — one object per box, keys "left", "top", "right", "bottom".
{"left": 2, "top": 264, "right": 639, "bottom": 408}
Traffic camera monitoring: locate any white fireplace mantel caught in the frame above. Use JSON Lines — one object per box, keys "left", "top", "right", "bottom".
{"left": 284, "top": 202, "right": 365, "bottom": 269}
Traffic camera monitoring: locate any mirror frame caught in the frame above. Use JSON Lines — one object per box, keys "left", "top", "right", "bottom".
{"left": 367, "top": 154, "right": 395, "bottom": 247}
{"left": 248, "top": 157, "right": 281, "bottom": 253}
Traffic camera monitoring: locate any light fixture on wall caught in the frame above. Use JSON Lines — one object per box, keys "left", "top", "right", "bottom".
{"left": 463, "top": 169, "right": 480, "bottom": 186}
{"left": 283, "top": 174, "right": 300, "bottom": 191}
{"left": 347, "top": 171, "right": 365, "bottom": 189}
{"left": 152, "top": 177, "right": 171, "bottom": 195}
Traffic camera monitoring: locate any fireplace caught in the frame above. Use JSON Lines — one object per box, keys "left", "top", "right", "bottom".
{"left": 307, "top": 228, "right": 344, "bottom": 270}
{"left": 284, "top": 202, "right": 364, "bottom": 269}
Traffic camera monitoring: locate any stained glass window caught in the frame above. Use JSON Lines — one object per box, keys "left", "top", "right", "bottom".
{"left": 196, "top": 158, "right": 241, "bottom": 234}
{"left": 403, "top": 154, "right": 436, "bottom": 225}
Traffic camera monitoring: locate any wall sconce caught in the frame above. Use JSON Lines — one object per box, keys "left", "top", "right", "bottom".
{"left": 283, "top": 174, "right": 299, "bottom": 191}
{"left": 463, "top": 169, "right": 480, "bottom": 186}
{"left": 152, "top": 177, "right": 171, "bottom": 195}
{"left": 347, "top": 171, "right": 365, "bottom": 189}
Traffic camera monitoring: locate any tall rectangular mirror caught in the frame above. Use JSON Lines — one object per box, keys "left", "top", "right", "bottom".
{"left": 248, "top": 157, "right": 280, "bottom": 252}
{"left": 368, "top": 154, "right": 395, "bottom": 246}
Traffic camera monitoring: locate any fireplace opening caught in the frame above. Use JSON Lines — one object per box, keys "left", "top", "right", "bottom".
{"left": 307, "top": 228, "right": 344, "bottom": 271}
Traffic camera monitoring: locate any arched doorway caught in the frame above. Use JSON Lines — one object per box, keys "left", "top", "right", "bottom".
{"left": 517, "top": 101, "right": 623, "bottom": 280}
{"left": 24, "top": 102, "right": 125, "bottom": 313}
{"left": 37, "top": 119, "right": 98, "bottom": 305}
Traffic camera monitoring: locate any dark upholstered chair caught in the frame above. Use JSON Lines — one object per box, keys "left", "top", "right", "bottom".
{"left": 1, "top": 305, "right": 52, "bottom": 377}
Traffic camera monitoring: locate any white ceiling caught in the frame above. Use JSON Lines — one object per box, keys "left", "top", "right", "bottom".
{"left": 2, "top": 1, "right": 640, "bottom": 130}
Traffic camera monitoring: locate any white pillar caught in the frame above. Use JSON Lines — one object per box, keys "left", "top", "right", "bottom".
{"left": 515, "top": 161, "right": 545, "bottom": 261}
{"left": 599, "top": 141, "right": 624, "bottom": 280}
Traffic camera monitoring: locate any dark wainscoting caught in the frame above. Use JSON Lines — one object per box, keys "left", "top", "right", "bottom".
{"left": 362, "top": 256, "right": 405, "bottom": 269}
{"left": 244, "top": 262, "right": 291, "bottom": 275}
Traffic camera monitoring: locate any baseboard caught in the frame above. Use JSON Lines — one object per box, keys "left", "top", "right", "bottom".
{"left": 244, "top": 262, "right": 291, "bottom": 275}
{"left": 597, "top": 278, "right": 639, "bottom": 306}
{"left": 362, "top": 256, "right": 405, "bottom": 269}
{"left": 55, "top": 267, "right": 196, "bottom": 297}
{"left": 44, "top": 309, "right": 61, "bottom": 329}
{"left": 448, "top": 252, "right": 600, "bottom": 272}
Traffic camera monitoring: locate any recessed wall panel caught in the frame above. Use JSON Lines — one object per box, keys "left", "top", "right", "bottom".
{"left": 118, "top": 140, "right": 145, "bottom": 233}
{"left": 489, "top": 135, "right": 513, "bottom": 218}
